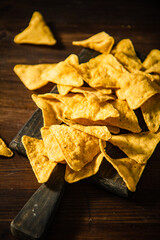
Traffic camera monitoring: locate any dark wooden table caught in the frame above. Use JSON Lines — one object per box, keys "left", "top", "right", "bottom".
{"left": 0, "top": 0, "right": 160, "bottom": 239}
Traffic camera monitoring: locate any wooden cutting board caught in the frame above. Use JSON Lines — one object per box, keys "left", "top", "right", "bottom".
{"left": 9, "top": 48, "right": 130, "bottom": 198}
{"left": 10, "top": 48, "right": 147, "bottom": 240}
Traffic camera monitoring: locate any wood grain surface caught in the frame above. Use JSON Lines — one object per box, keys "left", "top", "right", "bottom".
{"left": 0, "top": 0, "right": 160, "bottom": 239}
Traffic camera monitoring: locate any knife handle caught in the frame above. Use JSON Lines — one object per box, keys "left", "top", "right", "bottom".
{"left": 10, "top": 164, "right": 65, "bottom": 240}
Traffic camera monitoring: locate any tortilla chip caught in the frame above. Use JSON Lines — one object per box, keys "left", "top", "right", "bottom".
{"left": 106, "top": 126, "right": 120, "bottom": 134}
{"left": 99, "top": 139, "right": 145, "bottom": 192}
{"left": 71, "top": 87, "right": 114, "bottom": 102}
{"left": 94, "top": 87, "right": 113, "bottom": 95}
{"left": 41, "top": 127, "right": 65, "bottom": 163}
{"left": 113, "top": 39, "right": 142, "bottom": 70}
{"left": 14, "top": 63, "right": 56, "bottom": 90}
{"left": 141, "top": 94, "right": 160, "bottom": 132}
{"left": 49, "top": 125, "right": 101, "bottom": 171}
{"left": 105, "top": 99, "right": 141, "bottom": 133}
{"left": 63, "top": 120, "right": 111, "bottom": 141}
{"left": 116, "top": 71, "right": 160, "bottom": 109}
{"left": 32, "top": 94, "right": 64, "bottom": 126}
{"left": 79, "top": 54, "right": 126, "bottom": 89}
{"left": 41, "top": 54, "right": 84, "bottom": 87}
{"left": 59, "top": 116, "right": 120, "bottom": 134}
{"left": 109, "top": 130, "right": 160, "bottom": 164}
{"left": 22, "top": 135, "right": 57, "bottom": 183}
{"left": 14, "top": 11, "right": 56, "bottom": 45}
{"left": 72, "top": 32, "right": 114, "bottom": 53}
{"left": 143, "top": 49, "right": 160, "bottom": 69}
{"left": 65, "top": 152, "right": 104, "bottom": 183}
{"left": 64, "top": 94, "right": 119, "bottom": 122}
{"left": 57, "top": 85, "right": 73, "bottom": 95}
{"left": 35, "top": 92, "right": 84, "bottom": 115}
{"left": 145, "top": 62, "right": 160, "bottom": 75}
{"left": 0, "top": 138, "right": 13, "bottom": 157}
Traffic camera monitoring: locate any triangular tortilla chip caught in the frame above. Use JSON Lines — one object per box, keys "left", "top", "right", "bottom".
{"left": 64, "top": 94, "right": 119, "bottom": 121}
{"left": 22, "top": 135, "right": 57, "bottom": 183}
{"left": 143, "top": 49, "right": 160, "bottom": 69}
{"left": 33, "top": 92, "right": 85, "bottom": 121}
{"left": 116, "top": 71, "right": 160, "bottom": 109}
{"left": 14, "top": 63, "right": 56, "bottom": 90}
{"left": 72, "top": 32, "right": 114, "bottom": 53}
{"left": 14, "top": 11, "right": 56, "bottom": 45}
{"left": 0, "top": 138, "right": 13, "bottom": 157}
{"left": 41, "top": 54, "right": 84, "bottom": 87}
{"left": 41, "top": 127, "right": 65, "bottom": 163}
{"left": 71, "top": 87, "right": 114, "bottom": 102}
{"left": 62, "top": 119, "right": 111, "bottom": 141}
{"left": 65, "top": 152, "right": 104, "bottom": 183}
{"left": 79, "top": 54, "right": 126, "bottom": 89}
{"left": 32, "top": 94, "right": 64, "bottom": 126}
{"left": 109, "top": 130, "right": 160, "bottom": 164}
{"left": 49, "top": 125, "right": 101, "bottom": 171}
{"left": 99, "top": 139, "right": 145, "bottom": 192}
{"left": 145, "top": 62, "right": 160, "bottom": 75}
{"left": 57, "top": 85, "right": 73, "bottom": 95}
{"left": 104, "top": 99, "right": 141, "bottom": 133}
{"left": 141, "top": 94, "right": 160, "bottom": 132}
{"left": 112, "top": 39, "right": 142, "bottom": 70}
{"left": 59, "top": 116, "right": 120, "bottom": 134}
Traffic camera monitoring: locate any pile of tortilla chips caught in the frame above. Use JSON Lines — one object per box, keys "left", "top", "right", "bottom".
{"left": 14, "top": 27, "right": 160, "bottom": 192}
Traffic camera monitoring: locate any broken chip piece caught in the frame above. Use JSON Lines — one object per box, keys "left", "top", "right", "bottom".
{"left": 0, "top": 138, "right": 13, "bottom": 157}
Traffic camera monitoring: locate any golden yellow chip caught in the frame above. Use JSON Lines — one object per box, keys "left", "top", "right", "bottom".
{"left": 64, "top": 94, "right": 119, "bottom": 122}
{"left": 65, "top": 152, "right": 104, "bottom": 183}
{"left": 72, "top": 32, "right": 114, "bottom": 53}
{"left": 141, "top": 94, "right": 160, "bottom": 132}
{"left": 41, "top": 127, "right": 65, "bottom": 163}
{"left": 143, "top": 49, "right": 160, "bottom": 69}
{"left": 145, "top": 62, "right": 160, "bottom": 75}
{"left": 14, "top": 11, "right": 56, "bottom": 45}
{"left": 116, "top": 71, "right": 160, "bottom": 109}
{"left": 105, "top": 99, "right": 141, "bottom": 133}
{"left": 99, "top": 139, "right": 146, "bottom": 192}
{"left": 32, "top": 94, "right": 64, "bottom": 126}
{"left": 14, "top": 63, "right": 56, "bottom": 90}
{"left": 57, "top": 84, "right": 73, "bottom": 95}
{"left": 79, "top": 53, "right": 126, "bottom": 89}
{"left": 112, "top": 39, "right": 142, "bottom": 70}
{"left": 106, "top": 126, "right": 120, "bottom": 134}
{"left": 41, "top": 54, "right": 84, "bottom": 87}
{"left": 34, "top": 92, "right": 85, "bottom": 120}
{"left": 61, "top": 118, "right": 111, "bottom": 141}
{"left": 0, "top": 138, "right": 13, "bottom": 157}
{"left": 60, "top": 116, "right": 120, "bottom": 134}
{"left": 71, "top": 87, "right": 114, "bottom": 102}
{"left": 22, "top": 135, "right": 57, "bottom": 183}
{"left": 49, "top": 125, "right": 101, "bottom": 171}
{"left": 93, "top": 87, "right": 113, "bottom": 95}
{"left": 109, "top": 130, "right": 160, "bottom": 164}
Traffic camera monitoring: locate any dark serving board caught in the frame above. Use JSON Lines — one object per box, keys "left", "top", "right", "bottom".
{"left": 10, "top": 48, "right": 144, "bottom": 239}
{"left": 10, "top": 48, "right": 129, "bottom": 198}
